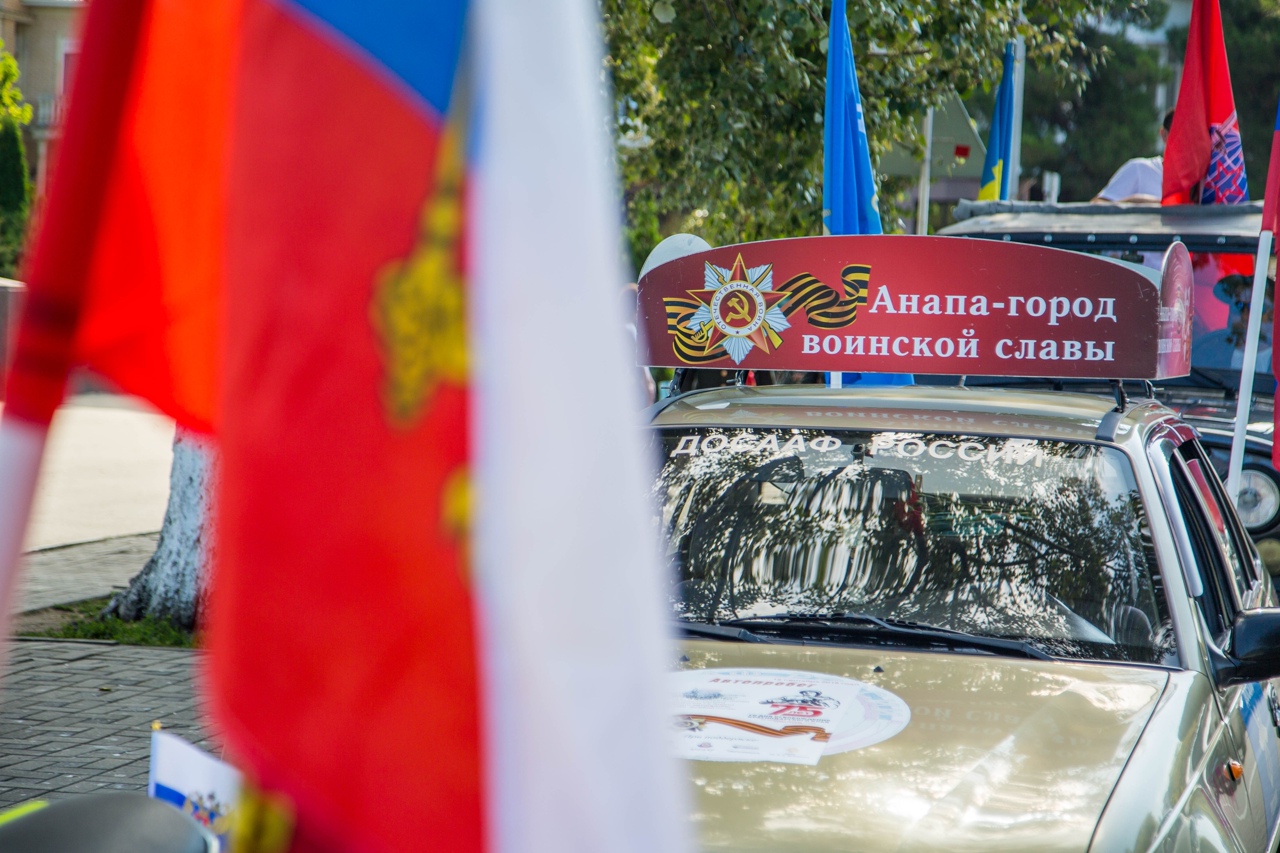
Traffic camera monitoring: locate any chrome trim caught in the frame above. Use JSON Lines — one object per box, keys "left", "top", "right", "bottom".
{"left": 1149, "top": 438, "right": 1206, "bottom": 598}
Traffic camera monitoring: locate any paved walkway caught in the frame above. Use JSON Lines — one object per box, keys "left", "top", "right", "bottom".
{"left": 8, "top": 394, "right": 174, "bottom": 552}
{"left": 0, "top": 394, "right": 204, "bottom": 809}
{"left": 15, "top": 534, "right": 158, "bottom": 614}
{"left": 0, "top": 640, "right": 210, "bottom": 807}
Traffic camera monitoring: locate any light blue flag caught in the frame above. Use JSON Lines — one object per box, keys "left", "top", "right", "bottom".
{"left": 978, "top": 42, "right": 1016, "bottom": 201}
{"left": 822, "top": 0, "right": 881, "bottom": 236}
{"left": 822, "top": 0, "right": 911, "bottom": 386}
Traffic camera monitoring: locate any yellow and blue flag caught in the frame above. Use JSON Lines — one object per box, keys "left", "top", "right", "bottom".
{"left": 978, "top": 42, "right": 1016, "bottom": 201}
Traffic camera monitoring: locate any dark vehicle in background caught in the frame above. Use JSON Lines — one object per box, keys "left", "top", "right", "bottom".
{"left": 938, "top": 200, "right": 1280, "bottom": 552}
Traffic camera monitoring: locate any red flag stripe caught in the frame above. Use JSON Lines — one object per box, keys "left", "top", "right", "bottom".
{"left": 3, "top": 0, "right": 149, "bottom": 425}
{"left": 1262, "top": 101, "right": 1280, "bottom": 234}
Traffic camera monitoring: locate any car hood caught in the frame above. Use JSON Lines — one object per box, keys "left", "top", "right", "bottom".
{"left": 680, "top": 641, "right": 1169, "bottom": 853}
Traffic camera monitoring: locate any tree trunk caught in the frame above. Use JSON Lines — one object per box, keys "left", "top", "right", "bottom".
{"left": 104, "top": 428, "right": 214, "bottom": 629}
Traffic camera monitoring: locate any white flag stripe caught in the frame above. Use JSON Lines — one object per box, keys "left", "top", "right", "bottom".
{"left": 148, "top": 730, "right": 242, "bottom": 804}
{"left": 472, "top": 0, "right": 690, "bottom": 852}
{"left": 0, "top": 418, "right": 47, "bottom": 636}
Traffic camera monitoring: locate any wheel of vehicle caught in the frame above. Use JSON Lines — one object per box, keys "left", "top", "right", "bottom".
{"left": 1237, "top": 465, "right": 1280, "bottom": 533}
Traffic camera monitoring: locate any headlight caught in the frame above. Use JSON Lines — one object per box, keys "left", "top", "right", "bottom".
{"left": 1237, "top": 467, "right": 1280, "bottom": 531}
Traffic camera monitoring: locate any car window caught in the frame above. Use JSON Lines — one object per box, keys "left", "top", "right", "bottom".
{"left": 1168, "top": 452, "right": 1236, "bottom": 641}
{"left": 1185, "top": 440, "right": 1261, "bottom": 586}
{"left": 1178, "top": 442, "right": 1255, "bottom": 600}
{"left": 1104, "top": 250, "right": 1272, "bottom": 381}
{"left": 654, "top": 427, "right": 1177, "bottom": 665}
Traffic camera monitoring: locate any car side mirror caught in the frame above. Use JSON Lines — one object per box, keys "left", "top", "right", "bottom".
{"left": 1216, "top": 609, "right": 1280, "bottom": 686}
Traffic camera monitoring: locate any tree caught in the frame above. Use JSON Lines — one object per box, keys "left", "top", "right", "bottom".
{"left": 0, "top": 37, "right": 31, "bottom": 278}
{"left": 0, "top": 119, "right": 28, "bottom": 214}
{"left": 603, "top": 0, "right": 1161, "bottom": 269}
{"left": 104, "top": 432, "right": 213, "bottom": 630}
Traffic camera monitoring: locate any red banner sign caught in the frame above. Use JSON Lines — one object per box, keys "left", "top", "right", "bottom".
{"left": 637, "top": 235, "right": 1193, "bottom": 380}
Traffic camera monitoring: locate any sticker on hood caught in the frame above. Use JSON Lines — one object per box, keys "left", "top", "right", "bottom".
{"left": 672, "top": 667, "right": 910, "bottom": 765}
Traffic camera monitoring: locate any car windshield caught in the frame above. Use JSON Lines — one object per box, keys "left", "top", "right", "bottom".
{"left": 655, "top": 427, "right": 1177, "bottom": 666}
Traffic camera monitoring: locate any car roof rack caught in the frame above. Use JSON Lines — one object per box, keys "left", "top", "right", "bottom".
{"left": 1095, "top": 380, "right": 1158, "bottom": 441}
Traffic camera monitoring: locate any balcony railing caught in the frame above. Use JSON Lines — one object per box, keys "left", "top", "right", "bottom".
{"left": 33, "top": 95, "right": 63, "bottom": 130}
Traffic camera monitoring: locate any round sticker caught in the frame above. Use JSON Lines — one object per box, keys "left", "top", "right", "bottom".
{"left": 671, "top": 667, "right": 910, "bottom": 765}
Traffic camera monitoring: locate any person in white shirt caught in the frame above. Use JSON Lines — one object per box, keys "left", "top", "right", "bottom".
{"left": 1094, "top": 110, "right": 1173, "bottom": 203}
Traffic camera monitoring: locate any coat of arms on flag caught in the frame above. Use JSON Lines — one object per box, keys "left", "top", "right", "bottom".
{"left": 148, "top": 730, "right": 242, "bottom": 850}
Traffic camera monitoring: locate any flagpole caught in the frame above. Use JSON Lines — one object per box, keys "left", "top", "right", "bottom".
{"left": 915, "top": 107, "right": 934, "bottom": 235}
{"left": 1230, "top": 95, "right": 1280, "bottom": 500}
{"left": 1227, "top": 228, "right": 1272, "bottom": 501}
{"left": 0, "top": 0, "right": 149, "bottom": 638}
{"left": 1007, "top": 36, "right": 1025, "bottom": 200}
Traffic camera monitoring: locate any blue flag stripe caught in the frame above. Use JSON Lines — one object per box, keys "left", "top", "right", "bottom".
{"left": 282, "top": 0, "right": 467, "bottom": 118}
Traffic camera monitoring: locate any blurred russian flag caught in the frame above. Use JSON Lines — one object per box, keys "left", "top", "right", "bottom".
{"left": 0, "top": 1, "right": 689, "bottom": 852}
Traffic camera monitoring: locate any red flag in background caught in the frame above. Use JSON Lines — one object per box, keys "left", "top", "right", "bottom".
{"left": 1163, "top": 0, "right": 1249, "bottom": 205}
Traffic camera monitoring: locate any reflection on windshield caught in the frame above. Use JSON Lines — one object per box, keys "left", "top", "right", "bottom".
{"left": 655, "top": 428, "right": 1177, "bottom": 665}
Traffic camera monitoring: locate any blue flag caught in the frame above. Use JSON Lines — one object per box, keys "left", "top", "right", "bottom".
{"left": 978, "top": 42, "right": 1016, "bottom": 201}
{"left": 823, "top": 0, "right": 881, "bottom": 236}
{"left": 822, "top": 0, "right": 910, "bottom": 386}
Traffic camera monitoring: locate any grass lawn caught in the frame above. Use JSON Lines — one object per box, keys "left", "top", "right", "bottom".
{"left": 14, "top": 596, "right": 197, "bottom": 648}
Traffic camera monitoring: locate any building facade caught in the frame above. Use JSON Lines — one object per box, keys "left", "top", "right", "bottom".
{"left": 0, "top": 0, "right": 83, "bottom": 197}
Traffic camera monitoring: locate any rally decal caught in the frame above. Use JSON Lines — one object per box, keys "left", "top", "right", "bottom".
{"left": 671, "top": 667, "right": 909, "bottom": 765}
{"left": 663, "top": 256, "right": 866, "bottom": 365}
{"left": 680, "top": 717, "right": 832, "bottom": 742}
{"left": 776, "top": 264, "right": 869, "bottom": 329}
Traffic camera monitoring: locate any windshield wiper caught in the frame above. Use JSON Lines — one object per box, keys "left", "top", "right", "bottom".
{"left": 675, "top": 620, "right": 773, "bottom": 644}
{"left": 718, "top": 613, "right": 1054, "bottom": 661}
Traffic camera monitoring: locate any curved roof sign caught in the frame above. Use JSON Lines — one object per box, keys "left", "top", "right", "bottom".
{"left": 636, "top": 234, "right": 1192, "bottom": 381}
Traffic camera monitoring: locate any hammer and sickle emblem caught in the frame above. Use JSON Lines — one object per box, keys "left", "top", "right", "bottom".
{"left": 725, "top": 293, "right": 753, "bottom": 325}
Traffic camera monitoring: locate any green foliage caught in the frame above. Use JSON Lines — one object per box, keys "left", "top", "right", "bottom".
{"left": 20, "top": 597, "right": 197, "bottom": 648}
{"left": 969, "top": 23, "right": 1170, "bottom": 201}
{"left": 0, "top": 37, "right": 31, "bottom": 278}
{"left": 0, "top": 40, "right": 30, "bottom": 129}
{"left": 1168, "top": 0, "right": 1280, "bottom": 200}
{"left": 0, "top": 119, "right": 29, "bottom": 214}
{"left": 0, "top": 208, "right": 26, "bottom": 277}
{"left": 604, "top": 0, "right": 1158, "bottom": 270}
